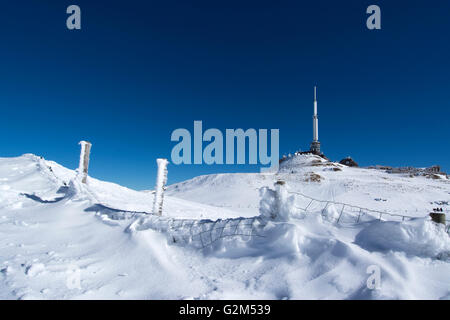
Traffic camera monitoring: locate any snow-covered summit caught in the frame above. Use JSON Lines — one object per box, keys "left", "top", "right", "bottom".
{"left": 168, "top": 152, "right": 450, "bottom": 218}
{"left": 279, "top": 153, "right": 328, "bottom": 169}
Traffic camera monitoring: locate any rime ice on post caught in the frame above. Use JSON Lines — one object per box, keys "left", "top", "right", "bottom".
{"left": 274, "top": 180, "right": 290, "bottom": 221}
{"left": 153, "top": 158, "right": 169, "bottom": 216}
{"left": 259, "top": 180, "right": 291, "bottom": 221}
{"left": 78, "top": 141, "right": 92, "bottom": 184}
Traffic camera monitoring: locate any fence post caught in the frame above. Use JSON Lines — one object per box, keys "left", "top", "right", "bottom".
{"left": 153, "top": 158, "right": 169, "bottom": 216}
{"left": 356, "top": 208, "right": 362, "bottom": 223}
{"left": 273, "top": 180, "right": 289, "bottom": 220}
{"left": 78, "top": 141, "right": 92, "bottom": 184}
{"left": 321, "top": 202, "right": 329, "bottom": 217}
{"left": 337, "top": 205, "right": 345, "bottom": 223}
{"left": 275, "top": 180, "right": 285, "bottom": 212}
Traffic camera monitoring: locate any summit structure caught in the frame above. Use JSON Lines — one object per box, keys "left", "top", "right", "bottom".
{"left": 310, "top": 86, "right": 321, "bottom": 155}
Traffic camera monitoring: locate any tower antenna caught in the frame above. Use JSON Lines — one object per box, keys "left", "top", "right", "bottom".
{"left": 310, "top": 85, "right": 321, "bottom": 155}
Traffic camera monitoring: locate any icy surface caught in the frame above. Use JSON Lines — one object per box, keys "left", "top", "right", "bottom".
{"left": 0, "top": 153, "right": 449, "bottom": 299}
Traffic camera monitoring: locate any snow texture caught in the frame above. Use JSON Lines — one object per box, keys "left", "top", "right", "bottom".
{"left": 0, "top": 153, "right": 449, "bottom": 299}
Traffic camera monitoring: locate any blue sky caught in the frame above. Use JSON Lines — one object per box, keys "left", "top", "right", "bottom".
{"left": 0, "top": 1, "right": 449, "bottom": 190}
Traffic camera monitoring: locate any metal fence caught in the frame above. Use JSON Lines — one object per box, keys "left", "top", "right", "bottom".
{"left": 288, "top": 190, "right": 450, "bottom": 233}
{"left": 129, "top": 215, "right": 267, "bottom": 249}
{"left": 89, "top": 187, "right": 450, "bottom": 247}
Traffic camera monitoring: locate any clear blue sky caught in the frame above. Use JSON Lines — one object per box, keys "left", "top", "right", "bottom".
{"left": 1, "top": 1, "right": 449, "bottom": 190}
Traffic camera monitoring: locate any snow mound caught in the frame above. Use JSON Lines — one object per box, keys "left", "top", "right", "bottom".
{"left": 279, "top": 153, "right": 332, "bottom": 172}
{"left": 355, "top": 218, "right": 450, "bottom": 258}
{"left": 259, "top": 183, "right": 297, "bottom": 221}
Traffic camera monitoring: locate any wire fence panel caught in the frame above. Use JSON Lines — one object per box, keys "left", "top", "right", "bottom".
{"left": 129, "top": 215, "right": 267, "bottom": 249}
{"left": 288, "top": 190, "right": 449, "bottom": 230}
{"left": 91, "top": 185, "right": 450, "bottom": 249}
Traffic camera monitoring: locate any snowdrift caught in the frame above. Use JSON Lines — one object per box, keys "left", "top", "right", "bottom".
{"left": 356, "top": 218, "right": 450, "bottom": 258}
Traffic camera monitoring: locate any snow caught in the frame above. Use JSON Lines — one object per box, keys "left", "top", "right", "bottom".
{"left": 355, "top": 218, "right": 450, "bottom": 258}
{"left": 0, "top": 153, "right": 449, "bottom": 299}
{"left": 25, "top": 263, "right": 46, "bottom": 277}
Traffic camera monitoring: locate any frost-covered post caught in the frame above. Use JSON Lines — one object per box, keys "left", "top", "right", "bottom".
{"left": 274, "top": 180, "right": 287, "bottom": 217}
{"left": 259, "top": 180, "right": 290, "bottom": 221}
{"left": 153, "top": 158, "right": 169, "bottom": 216}
{"left": 78, "top": 141, "right": 92, "bottom": 184}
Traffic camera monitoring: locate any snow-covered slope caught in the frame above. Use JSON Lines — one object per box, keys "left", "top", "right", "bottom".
{"left": 0, "top": 154, "right": 449, "bottom": 300}
{"left": 167, "top": 154, "right": 450, "bottom": 218}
